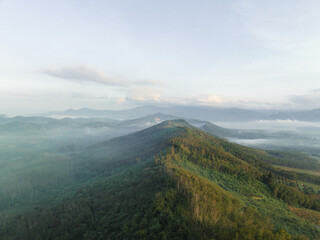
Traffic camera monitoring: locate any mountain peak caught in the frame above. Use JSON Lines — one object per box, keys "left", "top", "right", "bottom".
{"left": 157, "top": 119, "right": 189, "bottom": 128}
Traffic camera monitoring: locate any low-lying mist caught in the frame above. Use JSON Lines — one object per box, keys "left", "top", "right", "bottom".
{"left": 215, "top": 120, "right": 320, "bottom": 156}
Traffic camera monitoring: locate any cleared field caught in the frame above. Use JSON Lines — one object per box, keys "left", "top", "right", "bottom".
{"left": 272, "top": 165, "right": 320, "bottom": 176}
{"left": 272, "top": 164, "right": 320, "bottom": 192}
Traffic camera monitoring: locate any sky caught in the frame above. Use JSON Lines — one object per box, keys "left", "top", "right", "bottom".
{"left": 0, "top": 0, "right": 320, "bottom": 115}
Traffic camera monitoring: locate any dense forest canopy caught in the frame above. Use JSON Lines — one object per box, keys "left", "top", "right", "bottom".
{"left": 1, "top": 120, "right": 320, "bottom": 239}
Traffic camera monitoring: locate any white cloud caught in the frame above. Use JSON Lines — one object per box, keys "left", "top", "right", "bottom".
{"left": 42, "top": 65, "right": 164, "bottom": 87}
{"left": 194, "top": 95, "right": 225, "bottom": 104}
{"left": 126, "top": 87, "right": 162, "bottom": 102}
{"left": 122, "top": 91, "right": 285, "bottom": 109}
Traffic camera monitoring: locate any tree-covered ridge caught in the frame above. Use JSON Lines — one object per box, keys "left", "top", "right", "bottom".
{"left": 3, "top": 164, "right": 196, "bottom": 240}
{"left": 1, "top": 120, "right": 320, "bottom": 239}
{"left": 167, "top": 126, "right": 320, "bottom": 212}
{"left": 156, "top": 127, "right": 320, "bottom": 239}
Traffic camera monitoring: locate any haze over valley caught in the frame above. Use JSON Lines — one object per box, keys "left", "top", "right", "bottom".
{"left": 36, "top": 105, "right": 320, "bottom": 155}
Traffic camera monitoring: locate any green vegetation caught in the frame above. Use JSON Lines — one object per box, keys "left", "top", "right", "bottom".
{"left": 2, "top": 163, "right": 195, "bottom": 240}
{"left": 272, "top": 165, "right": 320, "bottom": 177}
{"left": 288, "top": 206, "right": 320, "bottom": 226}
{"left": 1, "top": 120, "right": 320, "bottom": 239}
{"left": 266, "top": 150, "right": 320, "bottom": 170}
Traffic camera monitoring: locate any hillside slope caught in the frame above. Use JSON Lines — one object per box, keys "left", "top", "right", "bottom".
{"left": 2, "top": 120, "right": 320, "bottom": 239}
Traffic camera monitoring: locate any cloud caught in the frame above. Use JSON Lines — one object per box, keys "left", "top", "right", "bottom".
{"left": 126, "top": 87, "right": 162, "bottom": 102}
{"left": 192, "top": 95, "right": 225, "bottom": 104}
{"left": 123, "top": 91, "right": 282, "bottom": 109}
{"left": 183, "top": 94, "right": 281, "bottom": 109}
{"left": 42, "top": 65, "right": 164, "bottom": 87}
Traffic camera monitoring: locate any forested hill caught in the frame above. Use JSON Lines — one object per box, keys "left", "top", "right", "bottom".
{"left": 86, "top": 119, "right": 190, "bottom": 161}
{"left": 2, "top": 120, "right": 320, "bottom": 239}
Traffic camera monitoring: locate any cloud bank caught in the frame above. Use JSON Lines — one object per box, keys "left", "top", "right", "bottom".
{"left": 42, "top": 65, "right": 164, "bottom": 87}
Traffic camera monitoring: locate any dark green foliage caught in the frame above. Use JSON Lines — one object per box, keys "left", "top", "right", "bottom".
{"left": 266, "top": 150, "right": 320, "bottom": 170}
{"left": 220, "top": 140, "right": 320, "bottom": 171}
{"left": 5, "top": 164, "right": 194, "bottom": 240}
{"left": 262, "top": 173, "right": 320, "bottom": 211}
{"left": 1, "top": 120, "right": 320, "bottom": 240}
{"left": 268, "top": 166, "right": 320, "bottom": 185}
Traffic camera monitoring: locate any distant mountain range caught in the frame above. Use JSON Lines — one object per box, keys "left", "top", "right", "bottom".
{"left": 2, "top": 112, "right": 320, "bottom": 155}
{"left": 0, "top": 112, "right": 272, "bottom": 140}
{"left": 40, "top": 105, "right": 320, "bottom": 122}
